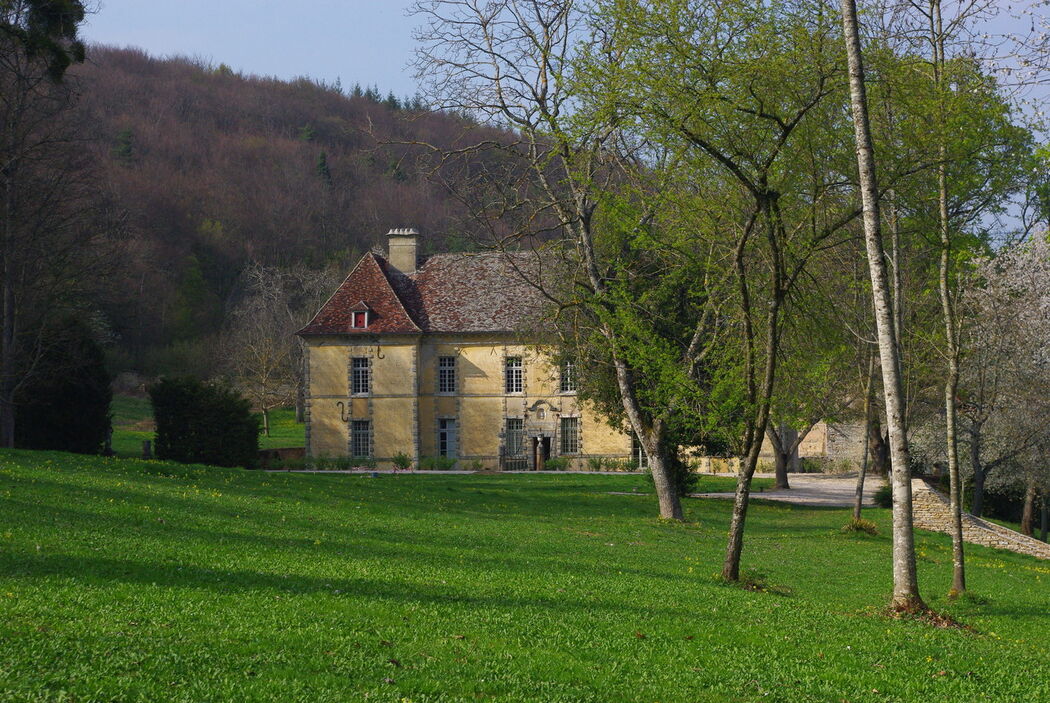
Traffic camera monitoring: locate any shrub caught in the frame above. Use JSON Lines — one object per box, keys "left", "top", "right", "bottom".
{"left": 15, "top": 318, "right": 112, "bottom": 454}
{"left": 606, "top": 459, "right": 640, "bottom": 472}
{"left": 149, "top": 378, "right": 259, "bottom": 468}
{"left": 391, "top": 452, "right": 412, "bottom": 470}
{"left": 419, "top": 455, "right": 456, "bottom": 470}
{"left": 873, "top": 482, "right": 893, "bottom": 509}
{"left": 544, "top": 457, "right": 570, "bottom": 471}
{"left": 644, "top": 453, "right": 698, "bottom": 495}
{"left": 467, "top": 459, "right": 485, "bottom": 471}
{"left": 586, "top": 456, "right": 605, "bottom": 472}
{"left": 841, "top": 518, "right": 879, "bottom": 535}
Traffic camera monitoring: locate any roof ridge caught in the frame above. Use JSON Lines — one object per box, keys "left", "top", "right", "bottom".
{"left": 369, "top": 253, "right": 422, "bottom": 332}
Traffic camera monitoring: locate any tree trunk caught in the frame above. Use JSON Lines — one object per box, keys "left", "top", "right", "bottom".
{"left": 1, "top": 178, "right": 16, "bottom": 448}
{"left": 840, "top": 0, "right": 925, "bottom": 611}
{"left": 262, "top": 408, "right": 271, "bottom": 437}
{"left": 869, "top": 417, "right": 890, "bottom": 476}
{"left": 930, "top": 0, "right": 965, "bottom": 598}
{"left": 1040, "top": 494, "right": 1048, "bottom": 543}
{"left": 612, "top": 353, "right": 681, "bottom": 520}
{"left": 722, "top": 303, "right": 780, "bottom": 582}
{"left": 854, "top": 354, "right": 876, "bottom": 520}
{"left": 766, "top": 423, "right": 794, "bottom": 490}
{"left": 1021, "top": 479, "right": 1037, "bottom": 537}
{"left": 773, "top": 450, "right": 790, "bottom": 490}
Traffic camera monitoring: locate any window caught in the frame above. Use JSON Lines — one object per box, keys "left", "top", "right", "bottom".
{"left": 633, "top": 435, "right": 649, "bottom": 468}
{"left": 351, "top": 357, "right": 370, "bottom": 395}
{"left": 350, "top": 420, "right": 371, "bottom": 458}
{"left": 438, "top": 356, "right": 456, "bottom": 394}
{"left": 351, "top": 311, "right": 368, "bottom": 328}
{"left": 560, "top": 360, "right": 577, "bottom": 393}
{"left": 505, "top": 418, "right": 524, "bottom": 456}
{"left": 505, "top": 356, "right": 523, "bottom": 393}
{"left": 560, "top": 416, "right": 580, "bottom": 454}
{"left": 438, "top": 418, "right": 457, "bottom": 458}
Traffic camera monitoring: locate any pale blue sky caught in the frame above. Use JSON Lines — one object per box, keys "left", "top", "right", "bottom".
{"left": 84, "top": 0, "right": 422, "bottom": 97}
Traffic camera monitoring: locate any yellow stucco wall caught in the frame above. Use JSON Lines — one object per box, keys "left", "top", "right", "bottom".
{"left": 306, "top": 333, "right": 633, "bottom": 466}
{"left": 307, "top": 341, "right": 348, "bottom": 457}
{"left": 309, "top": 342, "right": 347, "bottom": 397}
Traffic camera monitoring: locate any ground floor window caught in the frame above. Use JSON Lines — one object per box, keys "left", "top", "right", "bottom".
{"left": 438, "top": 418, "right": 457, "bottom": 458}
{"left": 505, "top": 418, "right": 524, "bottom": 456}
{"left": 350, "top": 420, "right": 371, "bottom": 458}
{"left": 560, "top": 416, "right": 580, "bottom": 455}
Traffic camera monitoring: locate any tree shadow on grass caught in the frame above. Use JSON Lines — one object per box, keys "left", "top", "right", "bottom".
{"left": 2, "top": 492, "right": 704, "bottom": 593}
{"left": 3, "top": 547, "right": 700, "bottom": 622}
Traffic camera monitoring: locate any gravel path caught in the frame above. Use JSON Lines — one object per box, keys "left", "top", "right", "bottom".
{"left": 691, "top": 473, "right": 883, "bottom": 508}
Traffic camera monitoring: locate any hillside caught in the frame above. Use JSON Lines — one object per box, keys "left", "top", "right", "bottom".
{"left": 68, "top": 47, "right": 498, "bottom": 375}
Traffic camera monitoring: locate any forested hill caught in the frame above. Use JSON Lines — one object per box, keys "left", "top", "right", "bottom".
{"left": 71, "top": 46, "right": 492, "bottom": 375}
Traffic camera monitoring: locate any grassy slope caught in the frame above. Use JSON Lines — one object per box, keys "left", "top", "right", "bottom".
{"left": 1, "top": 451, "right": 1047, "bottom": 702}
{"left": 111, "top": 395, "right": 304, "bottom": 457}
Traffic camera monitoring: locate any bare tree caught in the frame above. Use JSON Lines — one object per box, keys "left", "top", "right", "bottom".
{"left": 222, "top": 262, "right": 339, "bottom": 437}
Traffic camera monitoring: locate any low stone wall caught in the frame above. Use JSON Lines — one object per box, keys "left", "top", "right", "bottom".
{"left": 911, "top": 479, "right": 1050, "bottom": 561}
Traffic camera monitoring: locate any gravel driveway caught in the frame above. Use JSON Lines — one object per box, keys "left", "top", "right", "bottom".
{"left": 691, "top": 473, "right": 883, "bottom": 508}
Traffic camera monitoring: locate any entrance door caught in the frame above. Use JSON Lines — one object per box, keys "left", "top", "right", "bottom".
{"left": 531, "top": 436, "right": 551, "bottom": 470}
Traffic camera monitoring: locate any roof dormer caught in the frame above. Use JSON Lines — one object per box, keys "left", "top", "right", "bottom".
{"left": 350, "top": 301, "right": 372, "bottom": 329}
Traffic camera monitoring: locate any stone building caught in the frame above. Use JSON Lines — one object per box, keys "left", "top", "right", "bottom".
{"left": 298, "top": 228, "right": 635, "bottom": 469}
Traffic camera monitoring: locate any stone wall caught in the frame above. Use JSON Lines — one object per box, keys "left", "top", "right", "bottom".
{"left": 911, "top": 479, "right": 1050, "bottom": 560}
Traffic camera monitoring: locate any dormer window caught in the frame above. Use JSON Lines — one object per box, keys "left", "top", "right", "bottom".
{"left": 351, "top": 301, "right": 371, "bottom": 329}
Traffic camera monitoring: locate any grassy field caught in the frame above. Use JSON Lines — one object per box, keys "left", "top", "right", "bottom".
{"left": 110, "top": 395, "right": 304, "bottom": 457}
{"left": 1, "top": 451, "right": 1048, "bottom": 702}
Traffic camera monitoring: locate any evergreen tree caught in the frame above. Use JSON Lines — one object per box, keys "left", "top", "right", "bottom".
{"left": 14, "top": 318, "right": 111, "bottom": 454}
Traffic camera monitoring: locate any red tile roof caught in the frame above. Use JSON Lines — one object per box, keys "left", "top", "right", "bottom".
{"left": 297, "top": 253, "right": 421, "bottom": 335}
{"left": 299, "top": 250, "right": 551, "bottom": 336}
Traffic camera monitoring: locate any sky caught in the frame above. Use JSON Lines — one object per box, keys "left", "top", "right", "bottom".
{"left": 83, "top": 0, "right": 423, "bottom": 98}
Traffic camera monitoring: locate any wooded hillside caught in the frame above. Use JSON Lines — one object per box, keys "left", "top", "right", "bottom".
{"left": 71, "top": 46, "right": 489, "bottom": 375}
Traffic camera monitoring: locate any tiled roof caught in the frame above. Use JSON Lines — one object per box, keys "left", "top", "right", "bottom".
{"left": 297, "top": 253, "right": 421, "bottom": 335}
{"left": 299, "top": 250, "right": 551, "bottom": 336}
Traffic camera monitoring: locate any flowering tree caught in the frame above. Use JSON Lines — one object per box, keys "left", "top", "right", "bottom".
{"left": 962, "top": 234, "right": 1050, "bottom": 526}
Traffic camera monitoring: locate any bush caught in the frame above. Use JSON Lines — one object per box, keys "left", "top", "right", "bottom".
{"left": 586, "top": 456, "right": 605, "bottom": 472}
{"left": 841, "top": 518, "right": 879, "bottom": 535}
{"left": 391, "top": 452, "right": 412, "bottom": 470}
{"left": 544, "top": 457, "right": 570, "bottom": 471}
{"left": 15, "top": 318, "right": 112, "bottom": 454}
{"left": 873, "top": 482, "right": 893, "bottom": 509}
{"left": 644, "top": 453, "right": 698, "bottom": 495}
{"left": 149, "top": 378, "right": 259, "bottom": 468}
{"left": 419, "top": 455, "right": 456, "bottom": 470}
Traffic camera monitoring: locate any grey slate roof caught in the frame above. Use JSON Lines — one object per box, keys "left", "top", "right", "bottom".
{"left": 389, "top": 251, "right": 553, "bottom": 333}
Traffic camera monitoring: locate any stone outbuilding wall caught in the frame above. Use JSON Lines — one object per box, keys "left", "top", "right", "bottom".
{"left": 911, "top": 479, "right": 1050, "bottom": 560}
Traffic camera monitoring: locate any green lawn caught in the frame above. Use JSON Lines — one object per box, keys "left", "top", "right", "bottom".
{"left": 1, "top": 451, "right": 1048, "bottom": 702}
{"left": 110, "top": 394, "right": 304, "bottom": 457}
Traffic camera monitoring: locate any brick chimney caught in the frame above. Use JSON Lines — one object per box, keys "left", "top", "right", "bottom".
{"left": 386, "top": 227, "right": 419, "bottom": 275}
